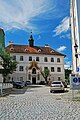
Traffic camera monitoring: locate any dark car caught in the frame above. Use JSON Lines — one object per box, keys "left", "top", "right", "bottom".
{"left": 62, "top": 81, "right": 67, "bottom": 88}
{"left": 25, "top": 81, "right": 31, "bottom": 86}
{"left": 39, "top": 81, "right": 45, "bottom": 85}
{"left": 13, "top": 81, "right": 25, "bottom": 88}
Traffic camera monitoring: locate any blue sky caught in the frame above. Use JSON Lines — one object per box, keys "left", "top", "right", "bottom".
{"left": 0, "top": 0, "right": 71, "bottom": 66}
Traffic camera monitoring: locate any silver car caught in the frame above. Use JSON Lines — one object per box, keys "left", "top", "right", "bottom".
{"left": 50, "top": 81, "right": 64, "bottom": 93}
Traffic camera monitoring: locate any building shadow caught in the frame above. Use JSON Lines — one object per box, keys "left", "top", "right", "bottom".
{"left": 9, "top": 85, "right": 43, "bottom": 95}
{"left": 10, "top": 87, "right": 27, "bottom": 94}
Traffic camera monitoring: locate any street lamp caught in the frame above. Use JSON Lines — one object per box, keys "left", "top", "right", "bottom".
{"left": 74, "top": 43, "right": 78, "bottom": 69}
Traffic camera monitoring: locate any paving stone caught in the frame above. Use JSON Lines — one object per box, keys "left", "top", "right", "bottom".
{"left": 0, "top": 86, "right": 80, "bottom": 120}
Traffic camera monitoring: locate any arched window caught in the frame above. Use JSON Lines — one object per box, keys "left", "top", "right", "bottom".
{"left": 32, "top": 68, "right": 36, "bottom": 74}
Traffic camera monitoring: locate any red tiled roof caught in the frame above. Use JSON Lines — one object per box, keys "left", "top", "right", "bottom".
{"left": 6, "top": 44, "right": 65, "bottom": 56}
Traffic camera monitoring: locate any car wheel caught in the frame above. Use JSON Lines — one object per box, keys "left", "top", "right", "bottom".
{"left": 50, "top": 90, "right": 52, "bottom": 93}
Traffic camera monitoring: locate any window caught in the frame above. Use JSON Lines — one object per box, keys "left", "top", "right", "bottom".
{"left": 38, "top": 49, "right": 41, "bottom": 52}
{"left": 57, "top": 58, "right": 60, "bottom": 62}
{"left": 51, "top": 67, "right": 54, "bottom": 72}
{"left": 50, "top": 50, "right": 54, "bottom": 53}
{"left": 51, "top": 58, "right": 54, "bottom": 62}
{"left": 20, "top": 56, "right": 23, "bottom": 61}
{"left": 29, "top": 56, "right": 32, "bottom": 61}
{"left": 13, "top": 55, "right": 16, "bottom": 60}
{"left": 24, "top": 48, "right": 28, "bottom": 52}
{"left": 57, "top": 67, "right": 61, "bottom": 72}
{"left": 36, "top": 57, "right": 39, "bottom": 61}
{"left": 58, "top": 77, "right": 61, "bottom": 81}
{"left": 20, "top": 77, "right": 23, "bottom": 81}
{"left": 10, "top": 47, "right": 14, "bottom": 51}
{"left": 19, "top": 66, "right": 24, "bottom": 71}
{"left": 44, "top": 57, "right": 48, "bottom": 62}
{"left": 32, "top": 68, "right": 36, "bottom": 74}
{"left": 44, "top": 67, "right": 48, "bottom": 70}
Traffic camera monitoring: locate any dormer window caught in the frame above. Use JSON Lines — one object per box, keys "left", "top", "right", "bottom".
{"left": 38, "top": 49, "right": 41, "bottom": 52}
{"left": 10, "top": 47, "right": 14, "bottom": 51}
{"left": 50, "top": 50, "right": 54, "bottom": 53}
{"left": 24, "top": 48, "right": 28, "bottom": 52}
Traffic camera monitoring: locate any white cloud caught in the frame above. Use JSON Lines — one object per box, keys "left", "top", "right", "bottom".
{"left": 65, "top": 61, "right": 71, "bottom": 65}
{"left": 53, "top": 16, "right": 69, "bottom": 36}
{"left": 57, "top": 46, "right": 66, "bottom": 52}
{"left": 37, "top": 35, "right": 41, "bottom": 40}
{"left": 64, "top": 61, "right": 72, "bottom": 70}
{"left": 0, "top": 0, "right": 56, "bottom": 32}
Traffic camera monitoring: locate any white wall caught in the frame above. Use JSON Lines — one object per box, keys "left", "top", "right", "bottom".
{"left": 10, "top": 53, "right": 65, "bottom": 82}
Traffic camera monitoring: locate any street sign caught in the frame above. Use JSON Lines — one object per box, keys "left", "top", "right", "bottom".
{"left": 76, "top": 67, "right": 79, "bottom": 72}
{"left": 70, "top": 76, "right": 80, "bottom": 90}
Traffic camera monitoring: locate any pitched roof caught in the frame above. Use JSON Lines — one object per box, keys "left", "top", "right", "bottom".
{"left": 6, "top": 44, "right": 65, "bottom": 56}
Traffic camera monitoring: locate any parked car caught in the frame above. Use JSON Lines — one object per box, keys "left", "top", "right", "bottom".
{"left": 62, "top": 81, "right": 67, "bottom": 88}
{"left": 39, "top": 81, "right": 45, "bottom": 85}
{"left": 24, "top": 81, "right": 31, "bottom": 86}
{"left": 50, "top": 81, "right": 64, "bottom": 93}
{"left": 12, "top": 81, "right": 25, "bottom": 88}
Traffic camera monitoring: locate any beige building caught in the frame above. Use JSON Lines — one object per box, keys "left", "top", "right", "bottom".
{"left": 6, "top": 33, "right": 65, "bottom": 84}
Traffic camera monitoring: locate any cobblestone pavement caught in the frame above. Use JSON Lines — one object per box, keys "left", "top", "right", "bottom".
{"left": 0, "top": 85, "right": 80, "bottom": 120}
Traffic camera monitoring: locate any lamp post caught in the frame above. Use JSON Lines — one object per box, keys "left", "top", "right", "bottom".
{"left": 74, "top": 43, "right": 78, "bottom": 70}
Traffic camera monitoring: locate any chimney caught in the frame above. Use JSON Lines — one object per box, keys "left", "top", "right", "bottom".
{"left": 9, "top": 41, "right": 13, "bottom": 45}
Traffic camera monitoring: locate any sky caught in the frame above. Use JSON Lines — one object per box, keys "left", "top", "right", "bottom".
{"left": 0, "top": 0, "right": 71, "bottom": 67}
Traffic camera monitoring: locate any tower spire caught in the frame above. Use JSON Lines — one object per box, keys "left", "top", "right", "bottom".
{"left": 28, "top": 31, "right": 34, "bottom": 47}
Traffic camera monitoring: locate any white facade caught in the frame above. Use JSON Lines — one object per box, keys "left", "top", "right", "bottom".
{"left": 70, "top": 0, "right": 80, "bottom": 73}
{"left": 9, "top": 53, "right": 65, "bottom": 84}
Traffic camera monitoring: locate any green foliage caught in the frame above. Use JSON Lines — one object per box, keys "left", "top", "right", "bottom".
{"left": 65, "top": 69, "right": 72, "bottom": 84}
{"left": 0, "top": 52, "right": 18, "bottom": 82}
{"left": 40, "top": 68, "right": 50, "bottom": 84}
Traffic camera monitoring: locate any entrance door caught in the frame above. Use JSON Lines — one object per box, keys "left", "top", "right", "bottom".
{"left": 32, "top": 77, "right": 36, "bottom": 84}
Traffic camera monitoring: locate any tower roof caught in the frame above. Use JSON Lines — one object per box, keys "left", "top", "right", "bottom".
{"left": 29, "top": 32, "right": 34, "bottom": 41}
{"left": 28, "top": 32, "right": 34, "bottom": 47}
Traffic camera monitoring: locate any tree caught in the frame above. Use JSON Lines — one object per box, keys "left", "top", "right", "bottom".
{"left": 40, "top": 68, "right": 50, "bottom": 84}
{"left": 65, "top": 69, "right": 72, "bottom": 84}
{"left": 0, "top": 52, "right": 18, "bottom": 82}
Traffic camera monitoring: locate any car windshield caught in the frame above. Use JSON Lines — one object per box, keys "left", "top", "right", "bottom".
{"left": 52, "top": 82, "right": 61, "bottom": 84}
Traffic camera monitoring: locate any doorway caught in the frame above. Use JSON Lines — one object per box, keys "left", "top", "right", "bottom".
{"left": 32, "top": 77, "right": 36, "bottom": 84}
